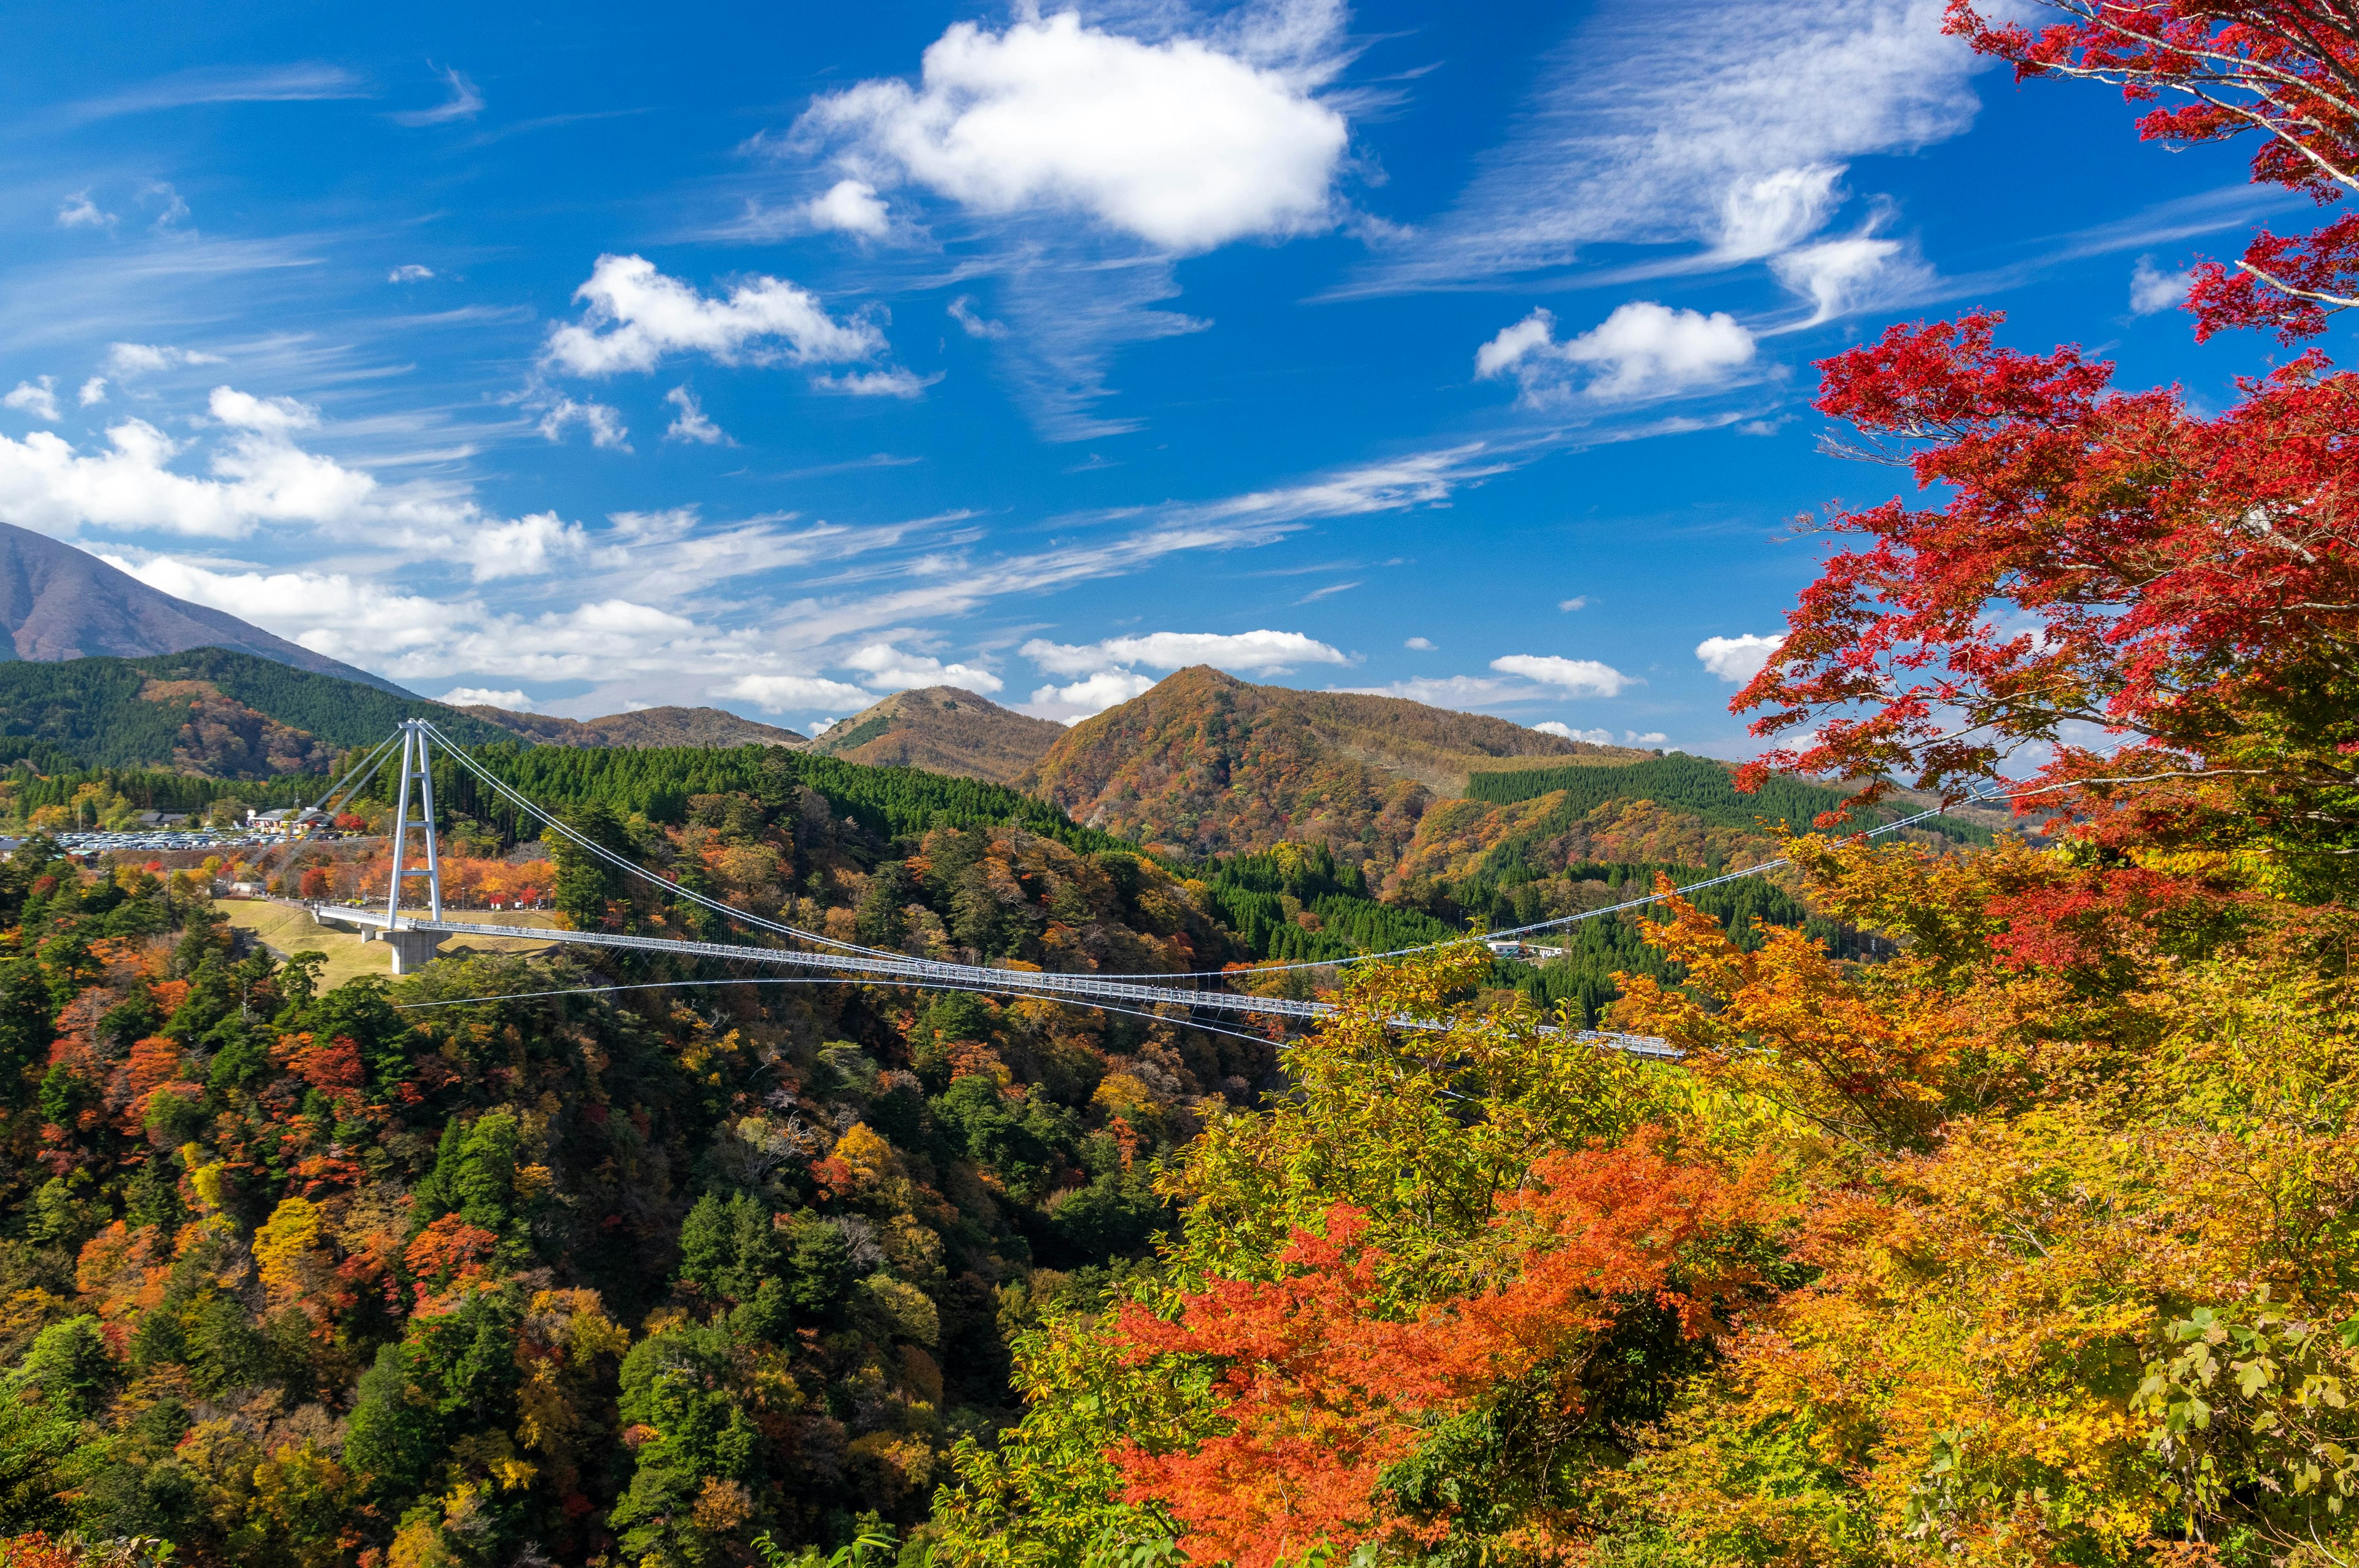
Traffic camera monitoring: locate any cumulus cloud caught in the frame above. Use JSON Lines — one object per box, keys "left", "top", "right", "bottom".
{"left": 534, "top": 396, "right": 630, "bottom": 450}
{"left": 57, "top": 191, "right": 114, "bottom": 230}
{"left": 391, "top": 65, "right": 483, "bottom": 127}
{"left": 1535, "top": 721, "right": 1666, "bottom": 745}
{"left": 1559, "top": 596, "right": 1589, "bottom": 610}
{"left": 105, "top": 343, "right": 224, "bottom": 376}
{"left": 542, "top": 254, "right": 887, "bottom": 377}
{"left": 1489, "top": 653, "right": 1634, "bottom": 696}
{"left": 0, "top": 384, "right": 589, "bottom": 583}
{"left": 4, "top": 379, "right": 61, "bottom": 423}
{"left": 1696, "top": 633, "right": 1783, "bottom": 681}
{"left": 208, "top": 386, "right": 318, "bottom": 434}
{"left": 1476, "top": 303, "right": 1756, "bottom": 405}
{"left": 2130, "top": 254, "right": 2194, "bottom": 315}
{"left": 724, "top": 673, "right": 878, "bottom": 712}
{"left": 1022, "top": 628, "right": 1347, "bottom": 676}
{"left": 389, "top": 263, "right": 436, "bottom": 283}
{"left": 441, "top": 687, "right": 532, "bottom": 710}
{"left": 842, "top": 641, "right": 1003, "bottom": 694}
{"left": 663, "top": 386, "right": 729, "bottom": 445}
{"left": 1404, "top": 636, "right": 1436, "bottom": 650}
{"left": 77, "top": 378, "right": 107, "bottom": 407}
{"left": 796, "top": 6, "right": 1350, "bottom": 254}
{"left": 1027, "top": 668, "right": 1159, "bottom": 723}
{"left": 807, "top": 177, "right": 891, "bottom": 236}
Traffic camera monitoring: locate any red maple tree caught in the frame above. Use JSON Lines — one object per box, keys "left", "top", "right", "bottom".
{"left": 1948, "top": 1, "right": 2359, "bottom": 340}
{"left": 1106, "top": 1142, "right": 1772, "bottom": 1568}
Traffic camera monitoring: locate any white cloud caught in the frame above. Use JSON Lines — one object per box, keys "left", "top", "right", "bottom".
{"left": 1404, "top": 636, "right": 1436, "bottom": 650}
{"left": 724, "top": 673, "right": 878, "bottom": 712}
{"left": 105, "top": 343, "right": 224, "bottom": 376}
{"left": 1533, "top": 721, "right": 1611, "bottom": 743}
{"left": 807, "top": 717, "right": 839, "bottom": 736}
{"left": 1344, "top": 674, "right": 1521, "bottom": 708}
{"left": 947, "top": 295, "right": 1007, "bottom": 339}
{"left": 812, "top": 367, "right": 939, "bottom": 399}
{"left": 1489, "top": 653, "right": 1633, "bottom": 696}
{"left": 463, "top": 512, "right": 588, "bottom": 582}
{"left": 391, "top": 66, "right": 483, "bottom": 127}
{"left": 1770, "top": 227, "right": 1934, "bottom": 323}
{"left": 4, "top": 379, "right": 61, "bottom": 423}
{"left": 1558, "top": 595, "right": 1589, "bottom": 610}
{"left": 57, "top": 191, "right": 114, "bottom": 230}
{"left": 797, "top": 6, "right": 1349, "bottom": 253}
{"left": 1352, "top": 0, "right": 1982, "bottom": 293}
{"left": 0, "top": 384, "right": 591, "bottom": 582}
{"left": 1629, "top": 730, "right": 1668, "bottom": 744}
{"left": 389, "top": 263, "right": 436, "bottom": 283}
{"left": 663, "top": 386, "right": 729, "bottom": 445}
{"left": 1718, "top": 164, "right": 1847, "bottom": 259}
{"left": 1026, "top": 668, "right": 1159, "bottom": 723}
{"left": 208, "top": 386, "right": 318, "bottom": 433}
{"left": 534, "top": 395, "right": 630, "bottom": 450}
{"left": 542, "top": 254, "right": 887, "bottom": 377}
{"left": 441, "top": 687, "right": 531, "bottom": 710}
{"left": 807, "top": 177, "right": 891, "bottom": 236}
{"left": 69, "top": 63, "right": 368, "bottom": 122}
{"left": 1023, "top": 628, "right": 1347, "bottom": 677}
{"left": 2130, "top": 254, "right": 2194, "bottom": 315}
{"left": 1696, "top": 633, "right": 1783, "bottom": 682}
{"left": 146, "top": 182, "right": 190, "bottom": 230}
{"left": 77, "top": 378, "right": 107, "bottom": 407}
{"left": 1477, "top": 303, "right": 1756, "bottom": 405}
{"left": 842, "top": 641, "right": 1003, "bottom": 694}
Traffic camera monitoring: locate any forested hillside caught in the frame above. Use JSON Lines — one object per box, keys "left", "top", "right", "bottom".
{"left": 0, "top": 650, "right": 514, "bottom": 776}
{"left": 1022, "top": 667, "right": 1627, "bottom": 875}
{"left": 813, "top": 688, "right": 1064, "bottom": 784}
{"left": 0, "top": 753, "right": 1268, "bottom": 1562}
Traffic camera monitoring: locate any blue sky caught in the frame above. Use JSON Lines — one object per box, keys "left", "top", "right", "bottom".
{"left": 0, "top": 0, "right": 2289, "bottom": 747}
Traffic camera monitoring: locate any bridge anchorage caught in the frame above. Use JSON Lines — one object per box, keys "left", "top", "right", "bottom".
{"left": 296, "top": 718, "right": 1680, "bottom": 1058}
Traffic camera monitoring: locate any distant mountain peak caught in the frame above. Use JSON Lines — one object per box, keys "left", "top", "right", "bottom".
{"left": 0, "top": 521, "right": 412, "bottom": 693}
{"left": 812, "top": 685, "right": 1065, "bottom": 784}
{"left": 1026, "top": 666, "right": 1652, "bottom": 872}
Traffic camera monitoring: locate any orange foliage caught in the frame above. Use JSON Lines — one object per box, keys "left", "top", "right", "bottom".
{"left": 1109, "top": 1139, "right": 1773, "bottom": 1568}
{"left": 405, "top": 1214, "right": 499, "bottom": 1311}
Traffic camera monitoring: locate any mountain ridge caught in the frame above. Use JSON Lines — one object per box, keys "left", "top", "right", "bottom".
{"left": 458, "top": 703, "right": 809, "bottom": 750}
{"left": 0, "top": 521, "right": 411, "bottom": 693}
{"left": 810, "top": 685, "right": 1065, "bottom": 783}
{"left": 1021, "top": 666, "right": 1648, "bottom": 873}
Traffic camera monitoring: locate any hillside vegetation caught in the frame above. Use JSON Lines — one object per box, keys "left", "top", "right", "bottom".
{"left": 0, "top": 649, "right": 514, "bottom": 775}
{"left": 814, "top": 687, "right": 1065, "bottom": 784}
{"left": 1023, "top": 667, "right": 1630, "bottom": 875}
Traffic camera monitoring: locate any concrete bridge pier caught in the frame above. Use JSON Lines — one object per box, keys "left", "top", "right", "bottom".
{"left": 382, "top": 928, "right": 446, "bottom": 975}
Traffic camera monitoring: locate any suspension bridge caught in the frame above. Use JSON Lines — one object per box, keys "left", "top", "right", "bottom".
{"left": 277, "top": 717, "right": 1977, "bottom": 1061}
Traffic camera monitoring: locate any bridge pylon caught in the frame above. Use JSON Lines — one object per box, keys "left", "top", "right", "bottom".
{"left": 383, "top": 720, "right": 444, "bottom": 951}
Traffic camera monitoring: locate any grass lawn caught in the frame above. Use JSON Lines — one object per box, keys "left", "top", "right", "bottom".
{"left": 211, "top": 900, "right": 563, "bottom": 984}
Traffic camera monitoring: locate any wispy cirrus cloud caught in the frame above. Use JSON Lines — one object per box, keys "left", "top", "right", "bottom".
{"left": 65, "top": 63, "right": 370, "bottom": 123}
{"left": 1342, "top": 0, "right": 1983, "bottom": 295}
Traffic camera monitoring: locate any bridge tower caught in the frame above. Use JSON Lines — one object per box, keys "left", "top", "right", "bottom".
{"left": 381, "top": 719, "right": 445, "bottom": 973}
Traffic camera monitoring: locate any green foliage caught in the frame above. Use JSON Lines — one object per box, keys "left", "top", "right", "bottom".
{"left": 1465, "top": 753, "right": 1992, "bottom": 844}
{"left": 0, "top": 647, "right": 512, "bottom": 772}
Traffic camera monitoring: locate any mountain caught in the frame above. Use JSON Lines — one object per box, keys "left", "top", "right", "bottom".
{"left": 460, "top": 703, "right": 808, "bottom": 749}
{"left": 1021, "top": 666, "right": 1644, "bottom": 874}
{"left": 810, "top": 685, "right": 1063, "bottom": 783}
{"left": 0, "top": 521, "right": 410, "bottom": 693}
{"left": 0, "top": 648, "right": 522, "bottom": 776}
